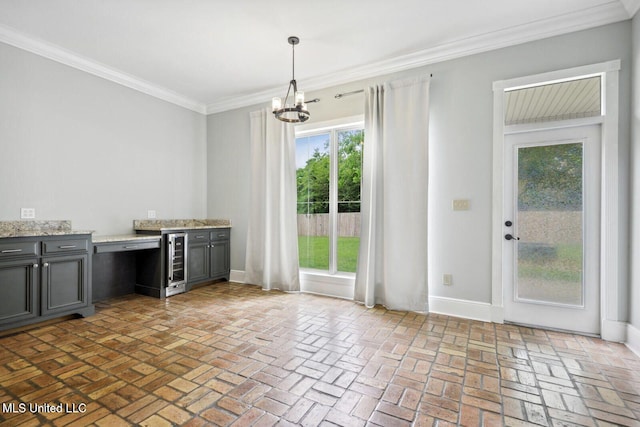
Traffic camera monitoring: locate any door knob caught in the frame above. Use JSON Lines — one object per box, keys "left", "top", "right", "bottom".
{"left": 505, "top": 234, "right": 520, "bottom": 241}
{"left": 505, "top": 220, "right": 513, "bottom": 227}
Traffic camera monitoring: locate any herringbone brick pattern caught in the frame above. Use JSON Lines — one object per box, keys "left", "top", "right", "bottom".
{"left": 1, "top": 283, "right": 639, "bottom": 426}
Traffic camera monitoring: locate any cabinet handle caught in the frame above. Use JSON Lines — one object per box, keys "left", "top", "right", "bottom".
{"left": 217, "top": 234, "right": 226, "bottom": 238}
{"left": 58, "top": 245, "right": 77, "bottom": 249}
{"left": 43, "top": 263, "right": 49, "bottom": 267}
{"left": 1, "top": 249, "right": 22, "bottom": 253}
{"left": 195, "top": 235, "right": 205, "bottom": 239}
{"left": 124, "top": 245, "right": 138, "bottom": 249}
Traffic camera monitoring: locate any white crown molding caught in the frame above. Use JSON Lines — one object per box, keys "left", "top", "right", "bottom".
{"left": 0, "top": 24, "right": 207, "bottom": 114}
{"left": 206, "top": 1, "right": 629, "bottom": 115}
{"left": 620, "top": 0, "right": 640, "bottom": 17}
{"left": 0, "top": 0, "right": 630, "bottom": 117}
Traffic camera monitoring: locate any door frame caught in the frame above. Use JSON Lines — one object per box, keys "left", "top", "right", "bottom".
{"left": 491, "top": 60, "right": 622, "bottom": 340}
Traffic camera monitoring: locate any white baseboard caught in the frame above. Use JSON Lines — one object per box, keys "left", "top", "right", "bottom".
{"left": 428, "top": 296, "right": 493, "bottom": 322}
{"left": 230, "top": 269, "right": 494, "bottom": 321}
{"left": 601, "top": 319, "right": 627, "bottom": 342}
{"left": 626, "top": 323, "right": 640, "bottom": 356}
{"left": 300, "top": 271, "right": 355, "bottom": 300}
{"left": 229, "top": 269, "right": 355, "bottom": 300}
{"left": 229, "top": 270, "right": 246, "bottom": 283}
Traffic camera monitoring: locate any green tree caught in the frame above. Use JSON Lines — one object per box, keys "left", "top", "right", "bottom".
{"left": 337, "top": 130, "right": 363, "bottom": 212}
{"left": 518, "top": 143, "right": 582, "bottom": 211}
{"left": 296, "top": 129, "right": 364, "bottom": 214}
{"left": 297, "top": 144, "right": 330, "bottom": 214}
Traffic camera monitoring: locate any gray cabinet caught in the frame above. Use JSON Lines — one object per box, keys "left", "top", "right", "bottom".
{"left": 0, "top": 235, "right": 94, "bottom": 331}
{"left": 209, "top": 229, "right": 231, "bottom": 280}
{"left": 0, "top": 257, "right": 39, "bottom": 326}
{"left": 187, "top": 228, "right": 230, "bottom": 287}
{"left": 41, "top": 253, "right": 89, "bottom": 315}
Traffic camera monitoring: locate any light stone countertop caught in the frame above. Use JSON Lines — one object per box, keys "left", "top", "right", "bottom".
{"left": 133, "top": 219, "right": 231, "bottom": 231}
{"left": 0, "top": 220, "right": 93, "bottom": 239}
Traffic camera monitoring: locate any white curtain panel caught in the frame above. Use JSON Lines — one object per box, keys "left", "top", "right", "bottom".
{"left": 245, "top": 109, "right": 300, "bottom": 292}
{"left": 354, "top": 76, "right": 430, "bottom": 311}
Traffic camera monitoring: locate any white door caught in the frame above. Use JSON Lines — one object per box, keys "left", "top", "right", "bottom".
{"left": 503, "top": 125, "right": 601, "bottom": 335}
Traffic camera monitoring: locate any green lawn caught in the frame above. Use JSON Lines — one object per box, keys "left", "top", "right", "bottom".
{"left": 298, "top": 236, "right": 360, "bottom": 272}
{"left": 517, "top": 243, "right": 583, "bottom": 305}
{"left": 518, "top": 244, "right": 582, "bottom": 282}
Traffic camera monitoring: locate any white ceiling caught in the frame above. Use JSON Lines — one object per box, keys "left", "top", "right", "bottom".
{"left": 0, "top": 0, "right": 637, "bottom": 114}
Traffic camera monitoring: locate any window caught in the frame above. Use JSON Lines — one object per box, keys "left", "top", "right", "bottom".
{"left": 296, "top": 119, "right": 364, "bottom": 274}
{"left": 504, "top": 75, "right": 602, "bottom": 125}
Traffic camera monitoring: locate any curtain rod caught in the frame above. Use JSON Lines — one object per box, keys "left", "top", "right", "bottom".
{"left": 335, "top": 74, "right": 433, "bottom": 99}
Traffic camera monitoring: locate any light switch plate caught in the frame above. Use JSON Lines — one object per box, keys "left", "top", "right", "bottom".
{"left": 443, "top": 274, "right": 453, "bottom": 286}
{"left": 21, "top": 208, "right": 35, "bottom": 219}
{"left": 452, "top": 199, "right": 470, "bottom": 211}
{"left": 147, "top": 210, "right": 157, "bottom": 219}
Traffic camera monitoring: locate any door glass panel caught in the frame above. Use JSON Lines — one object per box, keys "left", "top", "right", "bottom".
{"left": 296, "top": 133, "right": 330, "bottom": 270}
{"left": 337, "top": 129, "right": 363, "bottom": 273}
{"left": 516, "top": 142, "right": 583, "bottom": 306}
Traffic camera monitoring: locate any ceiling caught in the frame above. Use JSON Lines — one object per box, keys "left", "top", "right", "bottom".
{"left": 0, "top": 0, "right": 637, "bottom": 114}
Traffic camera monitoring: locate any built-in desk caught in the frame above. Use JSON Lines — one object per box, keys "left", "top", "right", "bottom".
{"left": 92, "top": 235, "right": 161, "bottom": 302}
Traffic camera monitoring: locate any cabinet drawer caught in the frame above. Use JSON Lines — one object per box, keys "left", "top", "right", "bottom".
{"left": 94, "top": 240, "right": 160, "bottom": 254}
{"left": 188, "top": 231, "right": 209, "bottom": 243}
{"left": 42, "top": 239, "right": 88, "bottom": 255}
{"left": 210, "top": 229, "right": 230, "bottom": 241}
{"left": 0, "top": 241, "right": 38, "bottom": 258}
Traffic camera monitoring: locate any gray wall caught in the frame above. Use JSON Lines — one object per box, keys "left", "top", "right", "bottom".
{"left": 630, "top": 12, "right": 640, "bottom": 329}
{"left": 0, "top": 42, "right": 207, "bottom": 235}
{"left": 207, "top": 22, "right": 632, "bottom": 306}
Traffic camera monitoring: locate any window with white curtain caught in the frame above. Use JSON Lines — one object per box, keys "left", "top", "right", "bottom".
{"left": 295, "top": 119, "right": 364, "bottom": 275}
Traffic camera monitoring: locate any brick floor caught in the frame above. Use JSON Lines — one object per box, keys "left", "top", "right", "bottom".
{"left": 1, "top": 282, "right": 639, "bottom": 426}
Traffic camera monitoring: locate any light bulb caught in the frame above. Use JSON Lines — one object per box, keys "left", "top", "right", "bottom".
{"left": 272, "top": 97, "right": 282, "bottom": 112}
{"left": 295, "top": 91, "right": 305, "bottom": 107}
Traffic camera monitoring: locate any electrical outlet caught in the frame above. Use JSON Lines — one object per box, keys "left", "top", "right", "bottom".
{"left": 147, "top": 210, "right": 157, "bottom": 219}
{"left": 21, "top": 208, "right": 35, "bottom": 219}
{"left": 452, "top": 199, "right": 470, "bottom": 211}
{"left": 443, "top": 274, "right": 453, "bottom": 286}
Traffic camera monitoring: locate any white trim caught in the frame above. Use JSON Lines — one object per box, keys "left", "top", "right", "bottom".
{"left": 206, "top": 3, "right": 628, "bottom": 114}
{"left": 491, "top": 76, "right": 506, "bottom": 321}
{"left": 620, "top": 0, "right": 640, "bottom": 17}
{"left": 0, "top": 24, "right": 206, "bottom": 114}
{"left": 234, "top": 268, "right": 495, "bottom": 321}
{"left": 0, "top": 2, "right": 629, "bottom": 117}
{"left": 627, "top": 323, "right": 640, "bottom": 357}
{"left": 504, "top": 116, "right": 604, "bottom": 135}
{"left": 493, "top": 60, "right": 621, "bottom": 91}
{"left": 428, "top": 296, "right": 493, "bottom": 322}
{"left": 600, "top": 63, "right": 621, "bottom": 342}
{"left": 492, "top": 60, "right": 621, "bottom": 340}
{"left": 299, "top": 271, "right": 355, "bottom": 300}
{"left": 295, "top": 115, "right": 365, "bottom": 134}
{"left": 229, "top": 269, "right": 246, "bottom": 283}
{"left": 601, "top": 319, "right": 627, "bottom": 342}
{"left": 491, "top": 305, "right": 504, "bottom": 323}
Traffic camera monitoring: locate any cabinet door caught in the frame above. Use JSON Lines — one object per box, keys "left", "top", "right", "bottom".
{"left": 0, "top": 258, "right": 39, "bottom": 325}
{"left": 209, "top": 240, "right": 230, "bottom": 280}
{"left": 41, "top": 254, "right": 88, "bottom": 315}
{"left": 188, "top": 243, "right": 209, "bottom": 284}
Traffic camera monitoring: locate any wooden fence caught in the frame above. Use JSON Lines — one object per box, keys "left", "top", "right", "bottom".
{"left": 297, "top": 213, "right": 361, "bottom": 237}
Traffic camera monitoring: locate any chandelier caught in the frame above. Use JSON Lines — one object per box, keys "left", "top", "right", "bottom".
{"left": 272, "top": 36, "right": 310, "bottom": 123}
